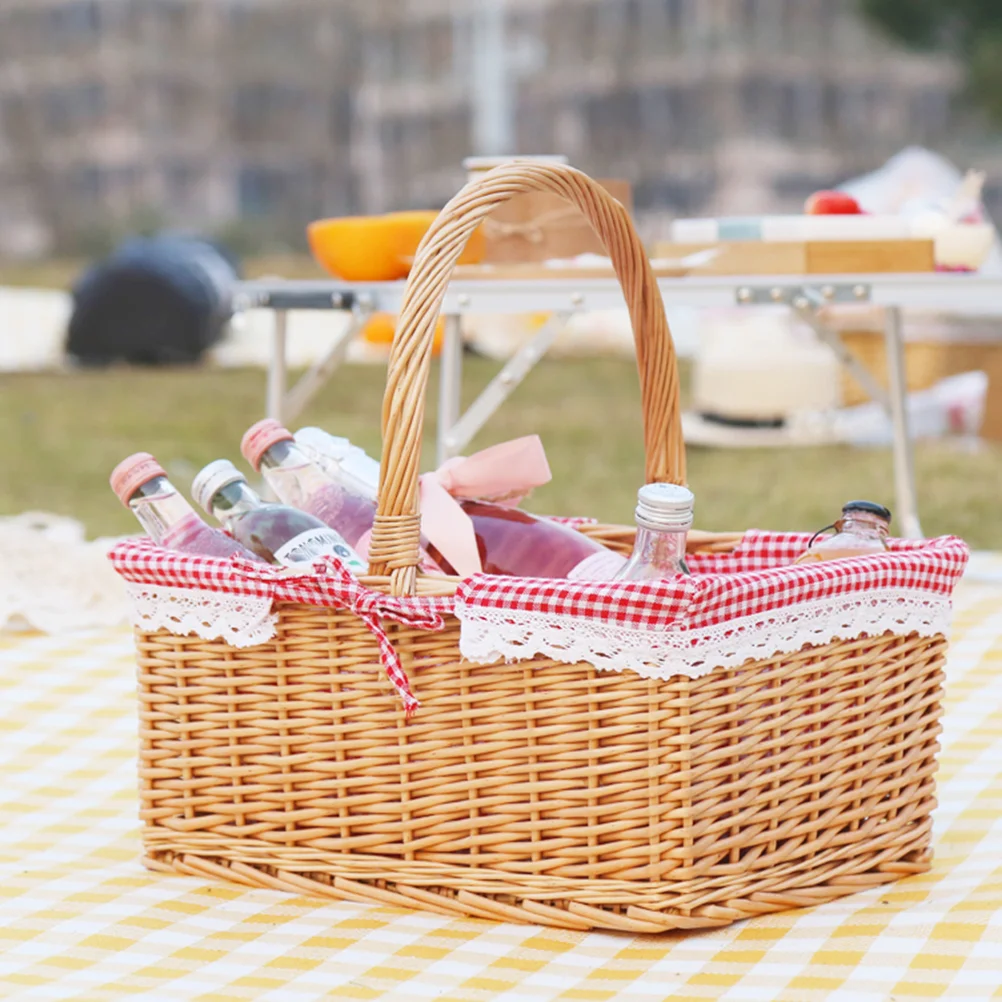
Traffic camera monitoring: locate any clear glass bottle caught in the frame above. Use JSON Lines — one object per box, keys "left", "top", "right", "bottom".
{"left": 191, "top": 459, "right": 367, "bottom": 571}
{"left": 110, "top": 452, "right": 263, "bottom": 561}
{"left": 614, "top": 483, "right": 694, "bottom": 582}
{"left": 242, "top": 420, "right": 445, "bottom": 574}
{"left": 242, "top": 420, "right": 378, "bottom": 548}
{"left": 795, "top": 500, "right": 891, "bottom": 564}
{"left": 290, "top": 424, "right": 626, "bottom": 580}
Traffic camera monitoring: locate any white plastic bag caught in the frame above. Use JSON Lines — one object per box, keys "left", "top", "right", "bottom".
{"left": 832, "top": 371, "right": 988, "bottom": 446}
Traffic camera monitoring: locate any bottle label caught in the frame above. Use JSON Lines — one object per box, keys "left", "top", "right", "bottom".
{"left": 566, "top": 549, "right": 628, "bottom": 581}
{"left": 273, "top": 528, "right": 367, "bottom": 572}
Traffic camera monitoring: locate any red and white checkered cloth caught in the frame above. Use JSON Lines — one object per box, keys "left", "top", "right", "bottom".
{"left": 455, "top": 531, "right": 968, "bottom": 636}
{"left": 108, "top": 539, "right": 452, "bottom": 717}
{"left": 110, "top": 531, "right": 968, "bottom": 715}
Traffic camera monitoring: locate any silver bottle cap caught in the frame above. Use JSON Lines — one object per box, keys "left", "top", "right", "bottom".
{"left": 192, "top": 459, "right": 246, "bottom": 514}
{"left": 635, "top": 482, "right": 694, "bottom": 531}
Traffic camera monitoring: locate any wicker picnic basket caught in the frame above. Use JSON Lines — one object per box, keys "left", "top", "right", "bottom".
{"left": 130, "top": 163, "right": 961, "bottom": 933}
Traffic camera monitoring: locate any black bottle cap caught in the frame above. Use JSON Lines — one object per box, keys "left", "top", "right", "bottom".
{"left": 841, "top": 500, "right": 891, "bottom": 522}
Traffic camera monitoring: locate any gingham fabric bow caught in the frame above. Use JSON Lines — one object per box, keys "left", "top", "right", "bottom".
{"left": 109, "top": 539, "right": 451, "bottom": 717}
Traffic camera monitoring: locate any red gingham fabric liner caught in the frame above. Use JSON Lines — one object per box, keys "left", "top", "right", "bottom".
{"left": 455, "top": 532, "right": 969, "bottom": 635}
{"left": 682, "top": 530, "right": 935, "bottom": 573}
{"left": 108, "top": 539, "right": 452, "bottom": 717}
{"left": 110, "top": 531, "right": 968, "bottom": 713}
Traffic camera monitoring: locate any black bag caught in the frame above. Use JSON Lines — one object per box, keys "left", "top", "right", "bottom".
{"left": 66, "top": 237, "right": 237, "bottom": 366}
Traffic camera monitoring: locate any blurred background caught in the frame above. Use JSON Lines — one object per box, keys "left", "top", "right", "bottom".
{"left": 1, "top": 0, "right": 1000, "bottom": 257}
{"left": 2, "top": 0, "right": 1002, "bottom": 548}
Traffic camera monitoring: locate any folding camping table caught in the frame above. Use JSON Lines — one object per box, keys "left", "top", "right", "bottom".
{"left": 231, "top": 271, "right": 1002, "bottom": 539}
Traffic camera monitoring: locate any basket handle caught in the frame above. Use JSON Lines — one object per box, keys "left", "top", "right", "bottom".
{"left": 369, "top": 162, "right": 684, "bottom": 594}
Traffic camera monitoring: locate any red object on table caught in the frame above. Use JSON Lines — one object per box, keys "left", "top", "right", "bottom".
{"left": 805, "top": 190, "right": 863, "bottom": 215}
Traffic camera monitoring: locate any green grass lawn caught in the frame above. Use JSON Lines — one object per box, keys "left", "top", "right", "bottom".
{"left": 0, "top": 255, "right": 328, "bottom": 291}
{"left": 2, "top": 356, "right": 1001, "bottom": 546}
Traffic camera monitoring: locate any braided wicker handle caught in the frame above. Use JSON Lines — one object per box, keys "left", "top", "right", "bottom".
{"left": 369, "top": 162, "right": 684, "bottom": 594}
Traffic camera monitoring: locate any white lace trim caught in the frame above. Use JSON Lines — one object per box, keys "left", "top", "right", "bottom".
{"left": 124, "top": 582, "right": 277, "bottom": 648}
{"left": 122, "top": 580, "right": 954, "bottom": 674}
{"left": 456, "top": 588, "right": 954, "bottom": 680}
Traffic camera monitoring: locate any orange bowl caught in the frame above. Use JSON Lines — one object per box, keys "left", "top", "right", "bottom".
{"left": 306, "top": 216, "right": 408, "bottom": 282}
{"left": 385, "top": 210, "right": 486, "bottom": 271}
{"left": 308, "top": 211, "right": 486, "bottom": 282}
{"left": 386, "top": 210, "right": 438, "bottom": 268}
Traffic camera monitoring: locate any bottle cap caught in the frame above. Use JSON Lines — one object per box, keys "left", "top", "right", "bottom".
{"left": 635, "top": 482, "right": 695, "bottom": 531}
{"left": 191, "top": 459, "right": 247, "bottom": 514}
{"left": 841, "top": 500, "right": 891, "bottom": 523}
{"left": 110, "top": 452, "right": 167, "bottom": 505}
{"left": 241, "top": 418, "right": 295, "bottom": 471}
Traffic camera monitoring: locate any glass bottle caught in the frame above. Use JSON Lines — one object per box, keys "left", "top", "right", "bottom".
{"left": 795, "top": 501, "right": 891, "bottom": 564}
{"left": 242, "top": 420, "right": 444, "bottom": 574}
{"left": 110, "top": 452, "right": 263, "bottom": 561}
{"left": 614, "top": 483, "right": 694, "bottom": 582}
{"left": 242, "top": 420, "right": 378, "bottom": 548}
{"left": 290, "top": 424, "right": 627, "bottom": 580}
{"left": 446, "top": 500, "right": 626, "bottom": 579}
{"left": 191, "top": 459, "right": 366, "bottom": 571}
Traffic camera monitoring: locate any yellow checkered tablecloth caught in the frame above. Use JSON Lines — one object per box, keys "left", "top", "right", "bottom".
{"left": 2, "top": 578, "right": 1001, "bottom": 1001}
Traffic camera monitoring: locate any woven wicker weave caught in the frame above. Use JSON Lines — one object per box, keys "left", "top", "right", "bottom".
{"left": 138, "top": 163, "right": 948, "bottom": 932}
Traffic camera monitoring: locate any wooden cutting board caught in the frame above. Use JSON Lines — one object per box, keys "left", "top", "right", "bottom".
{"left": 650, "top": 239, "right": 936, "bottom": 275}
{"left": 454, "top": 239, "right": 935, "bottom": 280}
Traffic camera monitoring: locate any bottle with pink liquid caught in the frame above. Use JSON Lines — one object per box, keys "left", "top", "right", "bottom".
{"left": 289, "top": 425, "right": 627, "bottom": 580}
{"left": 110, "top": 452, "right": 263, "bottom": 561}
{"left": 242, "top": 420, "right": 446, "bottom": 574}
{"left": 192, "top": 459, "right": 367, "bottom": 570}
{"left": 241, "top": 420, "right": 378, "bottom": 550}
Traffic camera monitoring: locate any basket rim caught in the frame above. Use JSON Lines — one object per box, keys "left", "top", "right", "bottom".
{"left": 108, "top": 530, "right": 969, "bottom": 604}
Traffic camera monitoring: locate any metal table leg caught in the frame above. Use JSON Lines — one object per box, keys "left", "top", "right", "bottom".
{"left": 437, "top": 315, "right": 464, "bottom": 465}
{"left": 283, "top": 306, "right": 371, "bottom": 425}
{"left": 792, "top": 301, "right": 891, "bottom": 411}
{"left": 884, "top": 306, "right": 923, "bottom": 538}
{"left": 266, "top": 309, "right": 288, "bottom": 423}
{"left": 442, "top": 311, "right": 571, "bottom": 458}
